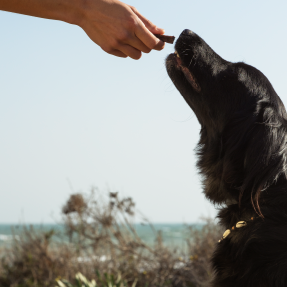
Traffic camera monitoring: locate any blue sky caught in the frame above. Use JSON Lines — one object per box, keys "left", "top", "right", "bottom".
{"left": 0, "top": 0, "right": 287, "bottom": 223}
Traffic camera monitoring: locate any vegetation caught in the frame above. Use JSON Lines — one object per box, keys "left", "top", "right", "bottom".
{"left": 0, "top": 189, "right": 223, "bottom": 287}
{"left": 56, "top": 271, "right": 135, "bottom": 287}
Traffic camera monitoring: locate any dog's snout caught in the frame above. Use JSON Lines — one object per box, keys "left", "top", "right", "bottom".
{"left": 181, "top": 29, "right": 194, "bottom": 36}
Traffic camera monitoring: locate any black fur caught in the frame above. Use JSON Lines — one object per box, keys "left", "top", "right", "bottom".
{"left": 166, "top": 29, "right": 287, "bottom": 287}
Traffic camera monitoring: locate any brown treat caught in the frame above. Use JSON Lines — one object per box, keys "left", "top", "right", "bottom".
{"left": 154, "top": 34, "right": 175, "bottom": 44}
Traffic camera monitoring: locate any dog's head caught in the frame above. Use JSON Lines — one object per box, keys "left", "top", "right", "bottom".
{"left": 166, "top": 30, "right": 287, "bottom": 216}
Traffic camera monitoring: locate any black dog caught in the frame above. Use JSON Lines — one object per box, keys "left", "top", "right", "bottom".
{"left": 166, "top": 29, "right": 287, "bottom": 287}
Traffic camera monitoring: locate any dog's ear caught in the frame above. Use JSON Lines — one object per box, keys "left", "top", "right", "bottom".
{"left": 241, "top": 105, "right": 287, "bottom": 216}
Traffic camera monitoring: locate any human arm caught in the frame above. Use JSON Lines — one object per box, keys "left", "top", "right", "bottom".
{"left": 0, "top": 0, "right": 165, "bottom": 59}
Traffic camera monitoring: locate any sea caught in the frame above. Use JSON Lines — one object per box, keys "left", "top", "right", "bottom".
{"left": 0, "top": 223, "right": 202, "bottom": 249}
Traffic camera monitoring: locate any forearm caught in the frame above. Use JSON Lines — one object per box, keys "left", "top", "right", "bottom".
{"left": 0, "top": 0, "right": 82, "bottom": 24}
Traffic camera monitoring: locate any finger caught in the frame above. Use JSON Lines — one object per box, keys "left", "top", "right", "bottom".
{"left": 106, "top": 49, "right": 128, "bottom": 58}
{"left": 134, "top": 21, "right": 165, "bottom": 51}
{"left": 128, "top": 36, "right": 151, "bottom": 54}
{"left": 129, "top": 6, "right": 165, "bottom": 35}
{"left": 113, "top": 28, "right": 151, "bottom": 54}
{"left": 119, "top": 44, "right": 142, "bottom": 60}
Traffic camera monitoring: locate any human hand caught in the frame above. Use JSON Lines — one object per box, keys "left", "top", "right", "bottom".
{"left": 77, "top": 0, "right": 165, "bottom": 59}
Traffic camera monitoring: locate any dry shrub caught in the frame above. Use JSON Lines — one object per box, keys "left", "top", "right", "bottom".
{"left": 0, "top": 189, "right": 224, "bottom": 287}
{"left": 0, "top": 227, "right": 77, "bottom": 287}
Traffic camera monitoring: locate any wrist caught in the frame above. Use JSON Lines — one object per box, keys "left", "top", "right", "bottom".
{"left": 70, "top": 0, "right": 117, "bottom": 27}
{"left": 61, "top": 0, "right": 88, "bottom": 26}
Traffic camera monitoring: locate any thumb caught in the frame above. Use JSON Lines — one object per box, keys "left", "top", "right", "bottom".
{"left": 129, "top": 6, "right": 165, "bottom": 34}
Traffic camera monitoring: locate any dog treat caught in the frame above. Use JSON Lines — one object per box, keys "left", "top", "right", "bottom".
{"left": 154, "top": 34, "right": 175, "bottom": 44}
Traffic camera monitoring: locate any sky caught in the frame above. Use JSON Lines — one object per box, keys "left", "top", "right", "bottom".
{"left": 0, "top": 0, "right": 287, "bottom": 223}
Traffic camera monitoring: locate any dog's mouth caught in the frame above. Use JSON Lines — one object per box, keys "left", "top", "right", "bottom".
{"left": 173, "top": 50, "right": 201, "bottom": 93}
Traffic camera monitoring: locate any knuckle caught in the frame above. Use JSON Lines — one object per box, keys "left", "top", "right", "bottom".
{"left": 102, "top": 46, "right": 112, "bottom": 54}
{"left": 110, "top": 39, "right": 120, "bottom": 49}
{"left": 118, "top": 32, "right": 130, "bottom": 43}
{"left": 133, "top": 52, "right": 142, "bottom": 60}
{"left": 146, "top": 19, "right": 153, "bottom": 27}
{"left": 142, "top": 47, "right": 151, "bottom": 54}
{"left": 102, "top": 44, "right": 116, "bottom": 54}
{"left": 126, "top": 17, "right": 138, "bottom": 30}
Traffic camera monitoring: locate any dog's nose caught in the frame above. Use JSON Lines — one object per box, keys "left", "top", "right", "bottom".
{"left": 181, "top": 29, "right": 194, "bottom": 36}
